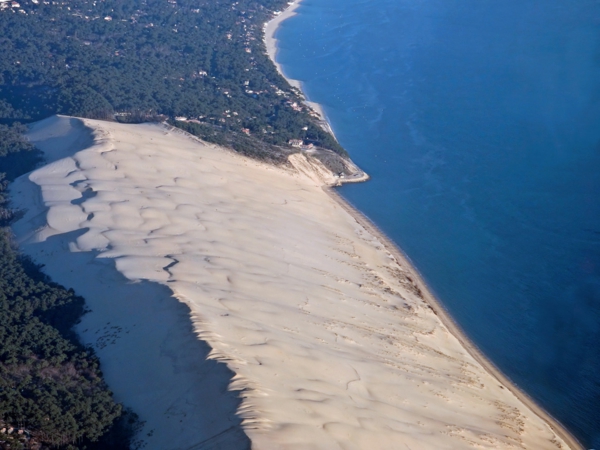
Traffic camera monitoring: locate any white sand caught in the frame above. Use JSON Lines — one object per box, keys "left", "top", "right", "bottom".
{"left": 11, "top": 116, "right": 578, "bottom": 449}
{"left": 264, "top": 1, "right": 333, "bottom": 135}
{"left": 264, "top": 1, "right": 303, "bottom": 91}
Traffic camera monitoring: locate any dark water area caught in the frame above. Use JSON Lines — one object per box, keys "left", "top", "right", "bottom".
{"left": 276, "top": 0, "right": 600, "bottom": 446}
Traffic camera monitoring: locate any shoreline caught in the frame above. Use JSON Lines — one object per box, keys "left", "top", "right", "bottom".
{"left": 264, "top": 1, "right": 336, "bottom": 137}
{"left": 323, "top": 188, "right": 584, "bottom": 450}
{"left": 263, "top": 3, "right": 583, "bottom": 448}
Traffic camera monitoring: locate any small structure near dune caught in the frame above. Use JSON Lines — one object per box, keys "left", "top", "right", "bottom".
{"left": 0, "top": 424, "right": 33, "bottom": 448}
{"left": 288, "top": 139, "right": 314, "bottom": 150}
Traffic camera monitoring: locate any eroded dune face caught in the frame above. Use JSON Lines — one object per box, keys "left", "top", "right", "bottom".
{"left": 12, "top": 117, "right": 570, "bottom": 449}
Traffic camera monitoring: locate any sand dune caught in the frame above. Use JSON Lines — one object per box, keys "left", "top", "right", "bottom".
{"left": 11, "top": 116, "right": 574, "bottom": 449}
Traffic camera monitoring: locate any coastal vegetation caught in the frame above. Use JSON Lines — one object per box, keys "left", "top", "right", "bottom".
{"left": 0, "top": 0, "right": 345, "bottom": 159}
{"left": 0, "top": 125, "right": 133, "bottom": 449}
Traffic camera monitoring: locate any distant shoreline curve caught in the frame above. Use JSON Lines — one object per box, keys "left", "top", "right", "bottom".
{"left": 263, "top": 0, "right": 336, "bottom": 138}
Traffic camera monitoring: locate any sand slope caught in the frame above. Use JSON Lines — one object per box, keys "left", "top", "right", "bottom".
{"left": 11, "top": 116, "right": 573, "bottom": 449}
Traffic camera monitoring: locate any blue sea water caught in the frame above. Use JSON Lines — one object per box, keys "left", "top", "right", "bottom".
{"left": 275, "top": 0, "right": 600, "bottom": 446}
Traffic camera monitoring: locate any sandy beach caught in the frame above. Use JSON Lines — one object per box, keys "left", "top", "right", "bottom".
{"left": 9, "top": 115, "right": 580, "bottom": 449}
{"left": 325, "top": 189, "right": 583, "bottom": 450}
{"left": 264, "top": 1, "right": 303, "bottom": 90}
{"left": 264, "top": 1, "right": 334, "bottom": 136}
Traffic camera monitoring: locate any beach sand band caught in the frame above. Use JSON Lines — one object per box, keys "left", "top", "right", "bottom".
{"left": 325, "top": 188, "right": 583, "bottom": 450}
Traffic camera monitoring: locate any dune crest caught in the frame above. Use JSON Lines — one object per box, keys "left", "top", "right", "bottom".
{"left": 11, "top": 116, "right": 572, "bottom": 449}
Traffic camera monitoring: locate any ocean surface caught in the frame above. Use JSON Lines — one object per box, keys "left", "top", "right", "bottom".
{"left": 275, "top": 0, "right": 600, "bottom": 446}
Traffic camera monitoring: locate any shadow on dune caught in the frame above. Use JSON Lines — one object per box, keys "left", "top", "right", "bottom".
{"left": 30, "top": 229, "right": 251, "bottom": 450}
{"left": 12, "top": 117, "right": 251, "bottom": 449}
